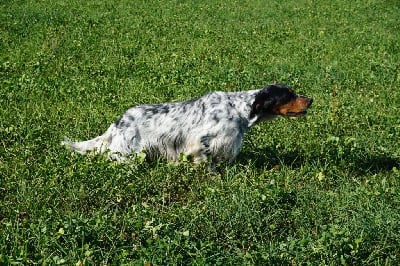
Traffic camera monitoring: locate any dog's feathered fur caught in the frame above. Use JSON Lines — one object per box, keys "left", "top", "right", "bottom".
{"left": 62, "top": 84, "right": 312, "bottom": 163}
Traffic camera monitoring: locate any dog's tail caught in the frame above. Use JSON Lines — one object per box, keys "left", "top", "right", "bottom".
{"left": 61, "top": 130, "right": 111, "bottom": 155}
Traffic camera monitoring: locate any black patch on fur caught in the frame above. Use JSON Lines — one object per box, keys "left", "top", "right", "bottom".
{"left": 114, "top": 118, "right": 130, "bottom": 128}
{"left": 212, "top": 113, "right": 220, "bottom": 123}
{"left": 211, "top": 109, "right": 225, "bottom": 123}
{"left": 173, "top": 131, "right": 185, "bottom": 151}
{"left": 114, "top": 118, "right": 121, "bottom": 127}
{"left": 144, "top": 104, "right": 170, "bottom": 115}
{"left": 115, "top": 115, "right": 136, "bottom": 128}
{"left": 202, "top": 149, "right": 212, "bottom": 157}
{"left": 200, "top": 135, "right": 212, "bottom": 158}
{"left": 200, "top": 102, "right": 206, "bottom": 115}
{"left": 200, "top": 135, "right": 211, "bottom": 148}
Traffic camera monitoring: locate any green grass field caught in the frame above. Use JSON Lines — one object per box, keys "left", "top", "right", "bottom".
{"left": 1, "top": 0, "right": 399, "bottom": 264}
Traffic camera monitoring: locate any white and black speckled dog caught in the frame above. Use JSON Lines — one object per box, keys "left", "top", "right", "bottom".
{"left": 62, "top": 84, "right": 312, "bottom": 163}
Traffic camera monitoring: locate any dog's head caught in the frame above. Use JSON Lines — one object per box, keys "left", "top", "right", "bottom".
{"left": 250, "top": 84, "right": 313, "bottom": 122}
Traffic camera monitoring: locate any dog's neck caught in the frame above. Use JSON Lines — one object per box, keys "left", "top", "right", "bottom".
{"left": 226, "top": 90, "right": 262, "bottom": 127}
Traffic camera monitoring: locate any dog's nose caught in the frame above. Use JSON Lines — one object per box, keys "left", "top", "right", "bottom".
{"left": 307, "top": 98, "right": 313, "bottom": 107}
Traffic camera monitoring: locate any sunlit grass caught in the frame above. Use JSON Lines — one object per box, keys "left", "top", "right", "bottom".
{"left": 1, "top": 0, "right": 399, "bottom": 264}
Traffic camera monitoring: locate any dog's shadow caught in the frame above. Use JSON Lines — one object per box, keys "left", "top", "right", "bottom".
{"left": 237, "top": 146, "right": 399, "bottom": 175}
{"left": 236, "top": 147, "right": 310, "bottom": 170}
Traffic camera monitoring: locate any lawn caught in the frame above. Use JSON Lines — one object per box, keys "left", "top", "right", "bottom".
{"left": 1, "top": 0, "right": 399, "bottom": 264}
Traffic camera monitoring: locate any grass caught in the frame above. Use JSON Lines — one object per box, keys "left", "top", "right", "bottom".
{"left": 1, "top": 0, "right": 399, "bottom": 264}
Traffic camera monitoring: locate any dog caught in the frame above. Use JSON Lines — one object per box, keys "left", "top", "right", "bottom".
{"left": 62, "top": 84, "right": 313, "bottom": 163}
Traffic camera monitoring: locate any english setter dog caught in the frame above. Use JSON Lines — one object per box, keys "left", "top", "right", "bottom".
{"left": 62, "top": 84, "right": 312, "bottom": 163}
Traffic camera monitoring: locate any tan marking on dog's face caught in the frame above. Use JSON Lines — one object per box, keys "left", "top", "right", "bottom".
{"left": 273, "top": 96, "right": 312, "bottom": 117}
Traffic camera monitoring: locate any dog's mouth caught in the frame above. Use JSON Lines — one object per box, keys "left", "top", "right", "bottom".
{"left": 277, "top": 96, "right": 313, "bottom": 117}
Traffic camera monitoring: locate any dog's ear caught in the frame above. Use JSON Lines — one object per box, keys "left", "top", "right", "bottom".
{"left": 249, "top": 91, "right": 275, "bottom": 119}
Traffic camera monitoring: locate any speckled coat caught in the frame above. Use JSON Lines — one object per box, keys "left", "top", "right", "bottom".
{"left": 62, "top": 84, "right": 312, "bottom": 163}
